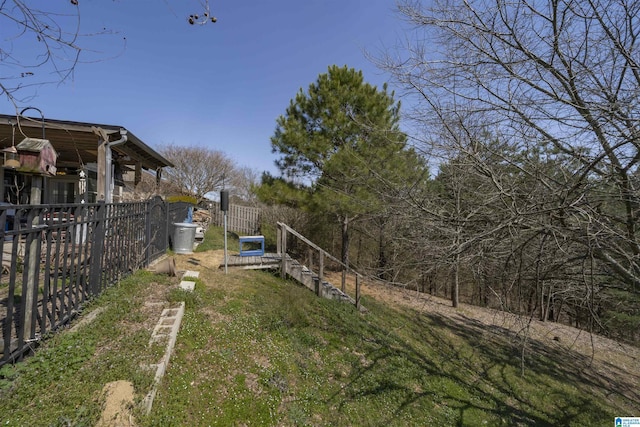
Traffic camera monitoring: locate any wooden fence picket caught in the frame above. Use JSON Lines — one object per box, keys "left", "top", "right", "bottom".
{"left": 209, "top": 202, "right": 261, "bottom": 235}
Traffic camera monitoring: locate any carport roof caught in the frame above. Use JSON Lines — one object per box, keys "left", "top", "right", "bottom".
{"left": 0, "top": 114, "right": 173, "bottom": 170}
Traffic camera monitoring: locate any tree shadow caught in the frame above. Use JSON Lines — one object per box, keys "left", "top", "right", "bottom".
{"left": 321, "top": 302, "right": 631, "bottom": 426}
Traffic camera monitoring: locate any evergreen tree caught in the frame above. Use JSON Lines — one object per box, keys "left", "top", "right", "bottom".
{"left": 260, "top": 65, "right": 420, "bottom": 268}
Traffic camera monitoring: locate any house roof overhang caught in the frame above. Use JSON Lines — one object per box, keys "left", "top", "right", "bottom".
{"left": 0, "top": 114, "right": 173, "bottom": 171}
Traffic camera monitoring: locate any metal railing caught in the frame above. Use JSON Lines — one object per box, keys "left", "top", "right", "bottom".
{"left": 0, "top": 197, "right": 189, "bottom": 366}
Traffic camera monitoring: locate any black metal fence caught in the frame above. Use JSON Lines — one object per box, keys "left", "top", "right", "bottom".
{"left": 0, "top": 196, "right": 190, "bottom": 366}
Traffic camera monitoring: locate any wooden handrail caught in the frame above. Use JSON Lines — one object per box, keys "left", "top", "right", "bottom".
{"left": 277, "top": 222, "right": 357, "bottom": 275}
{"left": 277, "top": 222, "right": 362, "bottom": 309}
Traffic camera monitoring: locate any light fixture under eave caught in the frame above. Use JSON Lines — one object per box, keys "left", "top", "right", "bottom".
{"left": 2, "top": 145, "right": 19, "bottom": 168}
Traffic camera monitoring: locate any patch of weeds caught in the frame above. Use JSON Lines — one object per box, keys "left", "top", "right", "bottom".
{"left": 196, "top": 286, "right": 226, "bottom": 306}
{"left": 266, "top": 370, "right": 288, "bottom": 393}
{"left": 0, "top": 331, "right": 101, "bottom": 425}
{"left": 286, "top": 402, "right": 310, "bottom": 426}
{"left": 220, "top": 298, "right": 244, "bottom": 315}
{"left": 195, "top": 226, "right": 239, "bottom": 252}
{"left": 168, "top": 286, "right": 202, "bottom": 308}
{"left": 0, "top": 363, "right": 20, "bottom": 393}
{"left": 50, "top": 405, "right": 95, "bottom": 427}
{"left": 214, "top": 379, "right": 277, "bottom": 426}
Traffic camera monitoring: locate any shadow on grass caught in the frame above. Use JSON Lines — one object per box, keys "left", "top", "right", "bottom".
{"left": 319, "top": 299, "right": 628, "bottom": 426}
{"left": 202, "top": 267, "right": 633, "bottom": 426}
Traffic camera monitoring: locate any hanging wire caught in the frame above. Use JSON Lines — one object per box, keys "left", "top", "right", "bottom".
{"left": 2, "top": 121, "right": 18, "bottom": 155}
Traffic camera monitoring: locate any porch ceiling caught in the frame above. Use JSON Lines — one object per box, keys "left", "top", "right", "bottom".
{"left": 0, "top": 114, "right": 173, "bottom": 171}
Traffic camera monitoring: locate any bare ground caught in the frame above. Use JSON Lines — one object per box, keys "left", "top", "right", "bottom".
{"left": 96, "top": 380, "right": 136, "bottom": 427}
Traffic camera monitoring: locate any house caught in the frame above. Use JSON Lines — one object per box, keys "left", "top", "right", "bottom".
{"left": 0, "top": 114, "right": 173, "bottom": 204}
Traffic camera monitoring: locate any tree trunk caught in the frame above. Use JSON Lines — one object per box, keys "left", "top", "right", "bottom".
{"left": 341, "top": 216, "right": 350, "bottom": 268}
{"left": 452, "top": 253, "right": 460, "bottom": 308}
{"left": 378, "top": 220, "right": 387, "bottom": 280}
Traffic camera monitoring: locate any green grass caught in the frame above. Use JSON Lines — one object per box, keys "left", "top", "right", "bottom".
{"left": 194, "top": 225, "right": 239, "bottom": 252}
{"left": 0, "top": 271, "right": 173, "bottom": 426}
{"left": 0, "top": 227, "right": 635, "bottom": 426}
{"left": 144, "top": 272, "right": 632, "bottom": 426}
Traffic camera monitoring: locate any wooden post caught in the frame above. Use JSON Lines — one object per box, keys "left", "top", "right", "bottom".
{"left": 23, "top": 178, "right": 42, "bottom": 342}
{"left": 280, "top": 225, "right": 287, "bottom": 279}
{"left": 356, "top": 274, "right": 361, "bottom": 310}
{"left": 97, "top": 139, "right": 107, "bottom": 201}
{"left": 134, "top": 161, "right": 142, "bottom": 185}
{"left": 318, "top": 251, "right": 324, "bottom": 297}
{"left": 307, "top": 248, "right": 313, "bottom": 273}
{"left": 30, "top": 177, "right": 42, "bottom": 206}
{"left": 276, "top": 224, "right": 282, "bottom": 255}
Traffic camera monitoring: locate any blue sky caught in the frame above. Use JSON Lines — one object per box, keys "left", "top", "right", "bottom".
{"left": 1, "top": 0, "right": 409, "bottom": 175}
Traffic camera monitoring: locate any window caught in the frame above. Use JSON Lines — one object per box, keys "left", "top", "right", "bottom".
{"left": 48, "top": 179, "right": 76, "bottom": 204}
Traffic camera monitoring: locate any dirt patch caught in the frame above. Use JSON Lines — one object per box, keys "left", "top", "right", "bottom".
{"left": 251, "top": 353, "right": 272, "bottom": 370}
{"left": 173, "top": 250, "right": 225, "bottom": 273}
{"left": 202, "top": 307, "right": 232, "bottom": 323}
{"left": 245, "top": 372, "right": 262, "bottom": 394}
{"left": 96, "top": 380, "right": 136, "bottom": 427}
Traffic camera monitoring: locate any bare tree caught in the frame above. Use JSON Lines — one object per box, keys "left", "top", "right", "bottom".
{"left": 0, "top": 1, "right": 216, "bottom": 108}
{"left": 0, "top": 1, "right": 86, "bottom": 107}
{"left": 231, "top": 166, "right": 261, "bottom": 205}
{"left": 377, "top": 0, "right": 640, "bottom": 338}
{"left": 160, "top": 144, "right": 237, "bottom": 205}
{"left": 390, "top": 0, "right": 640, "bottom": 289}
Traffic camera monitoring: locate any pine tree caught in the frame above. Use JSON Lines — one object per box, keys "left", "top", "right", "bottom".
{"left": 260, "top": 65, "right": 421, "bottom": 268}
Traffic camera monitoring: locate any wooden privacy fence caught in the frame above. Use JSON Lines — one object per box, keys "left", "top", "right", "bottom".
{"left": 210, "top": 202, "right": 261, "bottom": 235}
{"left": 277, "top": 222, "right": 362, "bottom": 310}
{"left": 0, "top": 197, "right": 189, "bottom": 366}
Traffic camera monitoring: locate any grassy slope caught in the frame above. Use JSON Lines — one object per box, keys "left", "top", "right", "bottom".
{"left": 146, "top": 274, "right": 632, "bottom": 426}
{"left": 0, "top": 271, "right": 172, "bottom": 426}
{"left": 0, "top": 226, "right": 635, "bottom": 426}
